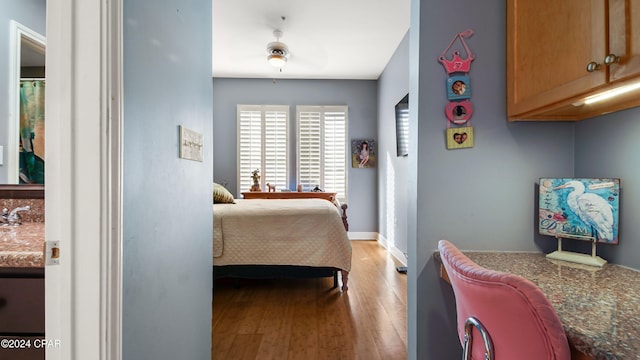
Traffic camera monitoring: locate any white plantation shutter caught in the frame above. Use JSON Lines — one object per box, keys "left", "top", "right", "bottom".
{"left": 297, "top": 110, "right": 322, "bottom": 190}
{"left": 323, "top": 110, "right": 347, "bottom": 201}
{"left": 264, "top": 110, "right": 288, "bottom": 189}
{"left": 237, "top": 105, "right": 288, "bottom": 193}
{"left": 297, "top": 106, "right": 348, "bottom": 202}
{"left": 238, "top": 109, "right": 262, "bottom": 193}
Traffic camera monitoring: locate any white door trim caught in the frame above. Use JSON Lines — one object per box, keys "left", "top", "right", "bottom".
{"left": 7, "top": 21, "right": 46, "bottom": 184}
{"left": 45, "top": 0, "right": 122, "bottom": 359}
{"left": 103, "top": 0, "right": 124, "bottom": 358}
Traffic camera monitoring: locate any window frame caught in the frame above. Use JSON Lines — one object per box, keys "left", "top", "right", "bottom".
{"left": 236, "top": 105, "right": 289, "bottom": 194}
{"left": 296, "top": 105, "right": 348, "bottom": 202}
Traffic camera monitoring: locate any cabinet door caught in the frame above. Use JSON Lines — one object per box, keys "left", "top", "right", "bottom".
{"left": 507, "top": 0, "right": 607, "bottom": 117}
{"left": 0, "top": 278, "right": 45, "bottom": 333}
{"left": 609, "top": 0, "right": 640, "bottom": 81}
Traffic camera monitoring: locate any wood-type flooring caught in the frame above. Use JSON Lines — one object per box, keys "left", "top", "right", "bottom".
{"left": 212, "top": 240, "right": 407, "bottom": 360}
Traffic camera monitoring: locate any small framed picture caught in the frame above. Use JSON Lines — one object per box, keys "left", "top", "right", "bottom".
{"left": 351, "top": 139, "right": 376, "bottom": 168}
{"left": 445, "top": 100, "right": 473, "bottom": 125}
{"left": 446, "top": 75, "right": 471, "bottom": 100}
{"left": 446, "top": 127, "right": 474, "bottom": 149}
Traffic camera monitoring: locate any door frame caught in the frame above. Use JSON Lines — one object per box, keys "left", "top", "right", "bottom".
{"left": 45, "top": 0, "right": 122, "bottom": 359}
{"left": 8, "top": 20, "right": 46, "bottom": 184}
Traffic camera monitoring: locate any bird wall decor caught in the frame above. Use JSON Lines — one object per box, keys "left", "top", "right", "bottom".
{"left": 539, "top": 178, "right": 620, "bottom": 244}
{"left": 553, "top": 180, "right": 615, "bottom": 242}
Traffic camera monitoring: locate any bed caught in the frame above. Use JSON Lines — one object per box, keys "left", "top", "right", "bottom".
{"left": 213, "top": 197, "right": 351, "bottom": 291}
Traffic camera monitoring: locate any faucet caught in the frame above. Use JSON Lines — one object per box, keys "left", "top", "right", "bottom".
{"left": 1, "top": 205, "right": 30, "bottom": 225}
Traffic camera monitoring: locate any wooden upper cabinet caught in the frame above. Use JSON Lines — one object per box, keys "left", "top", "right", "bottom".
{"left": 507, "top": 0, "right": 640, "bottom": 121}
{"left": 609, "top": 0, "right": 640, "bottom": 82}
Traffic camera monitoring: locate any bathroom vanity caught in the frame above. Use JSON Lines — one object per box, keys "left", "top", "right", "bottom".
{"left": 0, "top": 196, "right": 45, "bottom": 360}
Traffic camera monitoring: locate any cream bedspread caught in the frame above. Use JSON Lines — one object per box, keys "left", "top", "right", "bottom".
{"left": 213, "top": 199, "right": 351, "bottom": 272}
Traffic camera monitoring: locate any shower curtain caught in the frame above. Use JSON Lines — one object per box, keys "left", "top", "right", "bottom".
{"left": 19, "top": 79, "right": 45, "bottom": 184}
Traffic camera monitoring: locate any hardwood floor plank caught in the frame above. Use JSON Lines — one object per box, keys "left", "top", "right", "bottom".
{"left": 254, "top": 285, "right": 293, "bottom": 359}
{"left": 212, "top": 241, "right": 407, "bottom": 360}
{"left": 287, "top": 282, "right": 320, "bottom": 360}
{"left": 236, "top": 287, "right": 268, "bottom": 334}
{"left": 225, "top": 334, "right": 264, "bottom": 360}
{"left": 211, "top": 332, "right": 236, "bottom": 360}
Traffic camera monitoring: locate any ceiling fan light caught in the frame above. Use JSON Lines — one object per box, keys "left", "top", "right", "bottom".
{"left": 266, "top": 39, "right": 289, "bottom": 68}
{"left": 268, "top": 54, "right": 287, "bottom": 67}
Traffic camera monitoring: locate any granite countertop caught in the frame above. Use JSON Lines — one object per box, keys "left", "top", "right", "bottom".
{"left": 457, "top": 252, "right": 640, "bottom": 360}
{"left": 0, "top": 222, "right": 45, "bottom": 268}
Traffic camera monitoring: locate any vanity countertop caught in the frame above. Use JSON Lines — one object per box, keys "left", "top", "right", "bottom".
{"left": 442, "top": 251, "right": 640, "bottom": 360}
{"left": 0, "top": 222, "right": 45, "bottom": 268}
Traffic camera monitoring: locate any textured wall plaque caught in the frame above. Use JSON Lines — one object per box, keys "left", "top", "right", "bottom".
{"left": 179, "top": 125, "right": 204, "bottom": 162}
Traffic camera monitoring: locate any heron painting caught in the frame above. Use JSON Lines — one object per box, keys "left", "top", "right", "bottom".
{"left": 539, "top": 178, "right": 620, "bottom": 244}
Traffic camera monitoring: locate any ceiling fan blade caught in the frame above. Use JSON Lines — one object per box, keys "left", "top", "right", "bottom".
{"left": 286, "top": 36, "right": 328, "bottom": 70}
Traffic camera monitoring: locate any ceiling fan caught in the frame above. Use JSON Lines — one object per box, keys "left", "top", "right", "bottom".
{"left": 266, "top": 29, "right": 289, "bottom": 68}
{"left": 224, "top": 15, "right": 328, "bottom": 77}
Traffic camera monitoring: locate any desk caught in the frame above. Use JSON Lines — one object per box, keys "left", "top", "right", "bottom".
{"left": 437, "top": 252, "right": 640, "bottom": 360}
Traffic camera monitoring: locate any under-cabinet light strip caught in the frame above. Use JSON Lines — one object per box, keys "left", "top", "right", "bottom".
{"left": 583, "top": 81, "right": 640, "bottom": 105}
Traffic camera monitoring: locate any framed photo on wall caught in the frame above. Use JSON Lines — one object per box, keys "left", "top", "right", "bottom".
{"left": 446, "top": 75, "right": 471, "bottom": 100}
{"left": 446, "top": 127, "right": 474, "bottom": 149}
{"left": 351, "top": 139, "right": 376, "bottom": 168}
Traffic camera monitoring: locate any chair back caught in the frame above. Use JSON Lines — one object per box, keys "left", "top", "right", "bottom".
{"left": 438, "top": 240, "right": 571, "bottom": 360}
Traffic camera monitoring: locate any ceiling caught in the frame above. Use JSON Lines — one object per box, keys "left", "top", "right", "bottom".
{"left": 212, "top": 0, "right": 410, "bottom": 80}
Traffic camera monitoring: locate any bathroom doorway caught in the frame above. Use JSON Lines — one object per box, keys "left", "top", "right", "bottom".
{"left": 8, "top": 20, "right": 46, "bottom": 185}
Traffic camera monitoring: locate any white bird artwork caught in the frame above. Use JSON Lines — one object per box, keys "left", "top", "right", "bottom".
{"left": 552, "top": 180, "right": 615, "bottom": 242}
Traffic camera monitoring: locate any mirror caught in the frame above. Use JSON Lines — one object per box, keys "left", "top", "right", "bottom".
{"left": 7, "top": 21, "right": 46, "bottom": 185}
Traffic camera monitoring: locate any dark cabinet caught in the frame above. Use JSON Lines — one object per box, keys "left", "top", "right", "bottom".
{"left": 0, "top": 268, "right": 45, "bottom": 360}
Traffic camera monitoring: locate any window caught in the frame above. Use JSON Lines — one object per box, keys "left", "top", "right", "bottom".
{"left": 237, "top": 105, "right": 288, "bottom": 193}
{"left": 236, "top": 104, "right": 348, "bottom": 202}
{"left": 297, "top": 106, "right": 348, "bottom": 202}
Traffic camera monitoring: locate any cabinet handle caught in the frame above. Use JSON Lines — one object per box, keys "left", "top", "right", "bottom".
{"left": 586, "top": 62, "right": 601, "bottom": 72}
{"left": 604, "top": 54, "right": 621, "bottom": 65}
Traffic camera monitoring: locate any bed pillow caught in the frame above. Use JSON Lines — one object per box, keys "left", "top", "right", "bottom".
{"left": 213, "top": 183, "right": 235, "bottom": 204}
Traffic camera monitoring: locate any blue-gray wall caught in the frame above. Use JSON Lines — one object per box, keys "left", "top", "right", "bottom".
{"left": 0, "top": 0, "right": 46, "bottom": 184}
{"left": 575, "top": 108, "right": 640, "bottom": 269}
{"left": 408, "top": 0, "right": 576, "bottom": 358}
{"left": 122, "top": 1, "right": 213, "bottom": 359}
{"left": 377, "top": 31, "right": 410, "bottom": 255}
{"left": 212, "top": 78, "right": 378, "bottom": 232}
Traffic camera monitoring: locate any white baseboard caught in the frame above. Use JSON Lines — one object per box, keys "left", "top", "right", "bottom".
{"left": 376, "top": 233, "right": 408, "bottom": 266}
{"left": 347, "top": 232, "right": 407, "bottom": 266}
{"left": 347, "top": 232, "right": 378, "bottom": 240}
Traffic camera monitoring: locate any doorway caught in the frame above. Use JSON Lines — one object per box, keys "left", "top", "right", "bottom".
{"left": 9, "top": 21, "right": 46, "bottom": 185}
